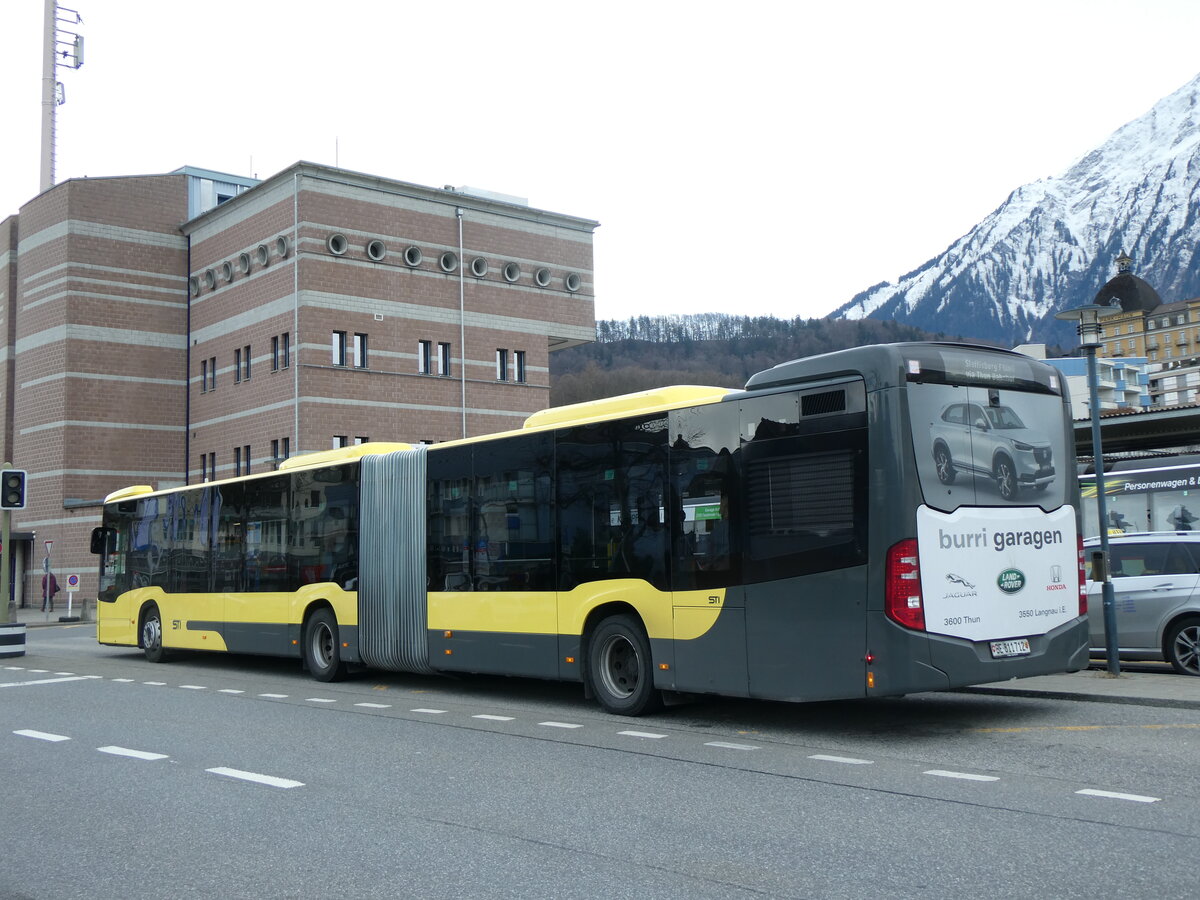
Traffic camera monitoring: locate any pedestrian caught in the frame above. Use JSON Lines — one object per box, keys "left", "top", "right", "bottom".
{"left": 42, "top": 572, "right": 60, "bottom": 612}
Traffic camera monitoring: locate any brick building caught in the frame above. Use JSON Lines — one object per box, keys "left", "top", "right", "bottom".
{"left": 0, "top": 162, "right": 597, "bottom": 609}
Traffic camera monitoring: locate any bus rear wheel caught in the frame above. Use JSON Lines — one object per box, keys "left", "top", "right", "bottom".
{"left": 304, "top": 608, "right": 347, "bottom": 682}
{"left": 142, "top": 604, "right": 167, "bottom": 664}
{"left": 587, "top": 615, "right": 662, "bottom": 716}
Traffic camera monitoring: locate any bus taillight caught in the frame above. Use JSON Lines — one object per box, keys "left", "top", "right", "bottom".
{"left": 885, "top": 538, "right": 925, "bottom": 631}
{"left": 1077, "top": 535, "right": 1088, "bottom": 617}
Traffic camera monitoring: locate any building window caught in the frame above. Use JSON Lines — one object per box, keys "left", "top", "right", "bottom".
{"left": 333, "top": 331, "right": 347, "bottom": 366}
{"left": 438, "top": 342, "right": 451, "bottom": 376}
{"left": 515, "top": 350, "right": 527, "bottom": 383}
{"left": 234, "top": 446, "right": 242, "bottom": 476}
{"left": 201, "top": 359, "right": 208, "bottom": 393}
{"left": 200, "top": 453, "right": 207, "bottom": 482}
{"left": 271, "top": 336, "right": 280, "bottom": 372}
{"left": 208, "top": 452, "right": 216, "bottom": 481}
{"left": 354, "top": 436, "right": 369, "bottom": 445}
{"left": 496, "top": 349, "right": 509, "bottom": 381}
{"left": 243, "top": 444, "right": 250, "bottom": 475}
{"left": 243, "top": 344, "right": 251, "bottom": 380}
{"left": 419, "top": 340, "right": 432, "bottom": 375}
{"left": 282, "top": 332, "right": 290, "bottom": 368}
{"left": 282, "top": 437, "right": 290, "bottom": 459}
{"left": 333, "top": 435, "right": 349, "bottom": 449}
{"left": 209, "top": 356, "right": 217, "bottom": 390}
{"left": 234, "top": 348, "right": 242, "bottom": 383}
{"left": 354, "top": 333, "right": 368, "bottom": 368}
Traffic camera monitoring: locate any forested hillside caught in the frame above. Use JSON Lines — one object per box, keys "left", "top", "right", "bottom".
{"left": 550, "top": 314, "right": 972, "bottom": 406}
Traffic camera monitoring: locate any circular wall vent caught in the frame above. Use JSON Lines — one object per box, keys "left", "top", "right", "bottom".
{"left": 440, "top": 251, "right": 459, "bottom": 273}
{"left": 327, "top": 233, "right": 348, "bottom": 256}
{"left": 534, "top": 267, "right": 552, "bottom": 287}
{"left": 256, "top": 244, "right": 270, "bottom": 266}
{"left": 203, "top": 269, "right": 217, "bottom": 290}
{"left": 275, "top": 236, "right": 289, "bottom": 258}
{"left": 237, "top": 252, "right": 251, "bottom": 275}
{"left": 404, "top": 246, "right": 423, "bottom": 267}
{"left": 564, "top": 272, "right": 582, "bottom": 292}
{"left": 188, "top": 275, "right": 201, "bottom": 296}
{"left": 366, "top": 239, "right": 387, "bottom": 261}
{"left": 221, "top": 261, "right": 234, "bottom": 283}
{"left": 503, "top": 262, "right": 521, "bottom": 283}
{"left": 471, "top": 256, "right": 488, "bottom": 277}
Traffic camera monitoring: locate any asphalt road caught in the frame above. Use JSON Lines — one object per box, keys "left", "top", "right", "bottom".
{"left": 2, "top": 626, "right": 1198, "bottom": 899}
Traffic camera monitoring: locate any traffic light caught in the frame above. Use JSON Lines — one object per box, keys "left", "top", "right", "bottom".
{"left": 0, "top": 469, "right": 27, "bottom": 509}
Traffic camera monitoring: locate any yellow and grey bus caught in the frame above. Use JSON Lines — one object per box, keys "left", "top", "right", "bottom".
{"left": 91, "top": 342, "right": 1089, "bottom": 714}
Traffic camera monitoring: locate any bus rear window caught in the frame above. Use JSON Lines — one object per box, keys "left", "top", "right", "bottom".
{"left": 909, "top": 382, "right": 1068, "bottom": 511}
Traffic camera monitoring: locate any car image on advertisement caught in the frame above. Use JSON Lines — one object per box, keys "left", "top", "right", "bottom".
{"left": 1085, "top": 531, "right": 1200, "bottom": 676}
{"left": 930, "top": 401, "right": 1054, "bottom": 501}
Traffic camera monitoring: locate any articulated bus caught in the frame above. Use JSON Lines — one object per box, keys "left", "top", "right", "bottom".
{"left": 91, "top": 342, "right": 1089, "bottom": 715}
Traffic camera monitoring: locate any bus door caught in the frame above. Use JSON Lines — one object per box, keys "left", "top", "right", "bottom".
{"left": 668, "top": 403, "right": 749, "bottom": 696}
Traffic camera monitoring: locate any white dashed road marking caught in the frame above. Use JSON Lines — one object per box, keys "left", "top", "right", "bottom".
{"left": 98, "top": 746, "right": 168, "bottom": 761}
{"left": 1076, "top": 789, "right": 1161, "bottom": 803}
{"left": 258, "top": 693, "right": 287, "bottom": 699}
{"left": 924, "top": 769, "right": 1000, "bottom": 782}
{"left": 810, "top": 754, "right": 874, "bottom": 765}
{"left": 206, "top": 767, "right": 304, "bottom": 789}
{"left": 619, "top": 730, "right": 667, "bottom": 739}
{"left": 1, "top": 675, "right": 102, "bottom": 689}
{"left": 473, "top": 714, "right": 515, "bottom": 721}
{"left": 179, "top": 685, "right": 207, "bottom": 690}
{"left": 411, "top": 708, "right": 447, "bottom": 714}
{"left": 218, "top": 689, "right": 244, "bottom": 694}
{"left": 539, "top": 721, "right": 583, "bottom": 729}
{"left": 306, "top": 698, "right": 337, "bottom": 703}
{"left": 355, "top": 702, "right": 390, "bottom": 709}
{"left": 706, "top": 741, "right": 760, "bottom": 751}
{"left": 14, "top": 729, "right": 70, "bottom": 742}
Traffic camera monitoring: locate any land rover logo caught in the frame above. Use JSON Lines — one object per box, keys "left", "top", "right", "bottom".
{"left": 997, "top": 568, "right": 1026, "bottom": 594}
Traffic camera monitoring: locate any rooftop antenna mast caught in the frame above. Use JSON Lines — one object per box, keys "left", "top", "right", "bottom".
{"left": 40, "top": 1, "right": 85, "bottom": 193}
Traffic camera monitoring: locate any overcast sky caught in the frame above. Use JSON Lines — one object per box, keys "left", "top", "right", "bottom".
{"left": 2, "top": 0, "right": 1198, "bottom": 323}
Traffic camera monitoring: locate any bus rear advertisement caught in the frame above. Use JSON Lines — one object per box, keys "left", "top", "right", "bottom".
{"left": 92, "top": 343, "right": 1089, "bottom": 714}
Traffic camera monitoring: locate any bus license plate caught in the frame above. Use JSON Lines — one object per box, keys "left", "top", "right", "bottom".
{"left": 990, "top": 639, "right": 1031, "bottom": 658}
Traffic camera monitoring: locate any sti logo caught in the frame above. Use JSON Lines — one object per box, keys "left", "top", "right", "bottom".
{"left": 946, "top": 573, "right": 976, "bottom": 590}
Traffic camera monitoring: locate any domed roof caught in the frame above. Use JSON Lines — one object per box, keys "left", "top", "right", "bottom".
{"left": 1092, "top": 271, "right": 1161, "bottom": 312}
{"left": 1092, "top": 250, "right": 1161, "bottom": 312}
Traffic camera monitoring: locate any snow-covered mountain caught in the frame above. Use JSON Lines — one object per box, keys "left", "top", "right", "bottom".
{"left": 833, "top": 72, "right": 1200, "bottom": 346}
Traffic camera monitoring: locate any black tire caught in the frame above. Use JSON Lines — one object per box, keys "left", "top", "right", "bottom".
{"left": 304, "top": 608, "right": 347, "bottom": 682}
{"left": 994, "top": 455, "right": 1018, "bottom": 501}
{"left": 1164, "top": 616, "right": 1200, "bottom": 676}
{"left": 587, "top": 614, "right": 662, "bottom": 716}
{"left": 933, "top": 445, "right": 956, "bottom": 485}
{"left": 142, "top": 604, "right": 167, "bottom": 664}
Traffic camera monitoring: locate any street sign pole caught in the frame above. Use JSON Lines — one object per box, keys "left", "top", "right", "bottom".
{"left": 1, "top": 461, "right": 12, "bottom": 624}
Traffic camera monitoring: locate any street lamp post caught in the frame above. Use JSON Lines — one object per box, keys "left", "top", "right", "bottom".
{"left": 1055, "top": 302, "right": 1122, "bottom": 675}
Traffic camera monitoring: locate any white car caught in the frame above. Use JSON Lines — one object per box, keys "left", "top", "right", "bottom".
{"left": 1084, "top": 531, "right": 1200, "bottom": 675}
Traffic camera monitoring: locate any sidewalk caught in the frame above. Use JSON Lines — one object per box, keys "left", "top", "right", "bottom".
{"left": 6, "top": 602, "right": 89, "bottom": 628}
{"left": 6, "top": 607, "right": 1199, "bottom": 709}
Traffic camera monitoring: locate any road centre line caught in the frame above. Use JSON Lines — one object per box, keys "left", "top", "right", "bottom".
{"left": 306, "top": 698, "right": 337, "bottom": 703}
{"left": 355, "top": 702, "right": 391, "bottom": 709}
{"left": 619, "top": 730, "right": 667, "bottom": 739}
{"left": 810, "top": 754, "right": 874, "bottom": 765}
{"left": 14, "top": 729, "right": 70, "bottom": 742}
{"left": 206, "top": 767, "right": 304, "bottom": 789}
{"left": 179, "top": 685, "right": 207, "bottom": 690}
{"left": 1076, "top": 788, "right": 1161, "bottom": 803}
{"left": 473, "top": 714, "right": 515, "bottom": 721}
{"left": 218, "top": 689, "right": 244, "bottom": 694}
{"left": 539, "top": 721, "right": 583, "bottom": 729}
{"left": 706, "top": 741, "right": 761, "bottom": 751}
{"left": 112, "top": 678, "right": 135, "bottom": 683}
{"left": 411, "top": 708, "right": 447, "bottom": 714}
{"left": 0, "top": 675, "right": 102, "bottom": 689}
{"left": 98, "top": 745, "right": 168, "bottom": 761}
{"left": 924, "top": 769, "right": 1000, "bottom": 782}
{"left": 258, "top": 693, "right": 287, "bottom": 698}
{"left": 143, "top": 681, "right": 166, "bottom": 686}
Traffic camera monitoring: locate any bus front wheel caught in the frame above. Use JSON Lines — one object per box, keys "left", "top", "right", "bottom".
{"left": 587, "top": 615, "right": 662, "bottom": 716}
{"left": 141, "top": 604, "right": 167, "bottom": 663}
{"left": 304, "top": 608, "right": 348, "bottom": 682}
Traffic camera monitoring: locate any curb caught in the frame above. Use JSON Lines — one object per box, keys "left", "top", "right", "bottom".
{"left": 957, "top": 685, "right": 1200, "bottom": 711}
